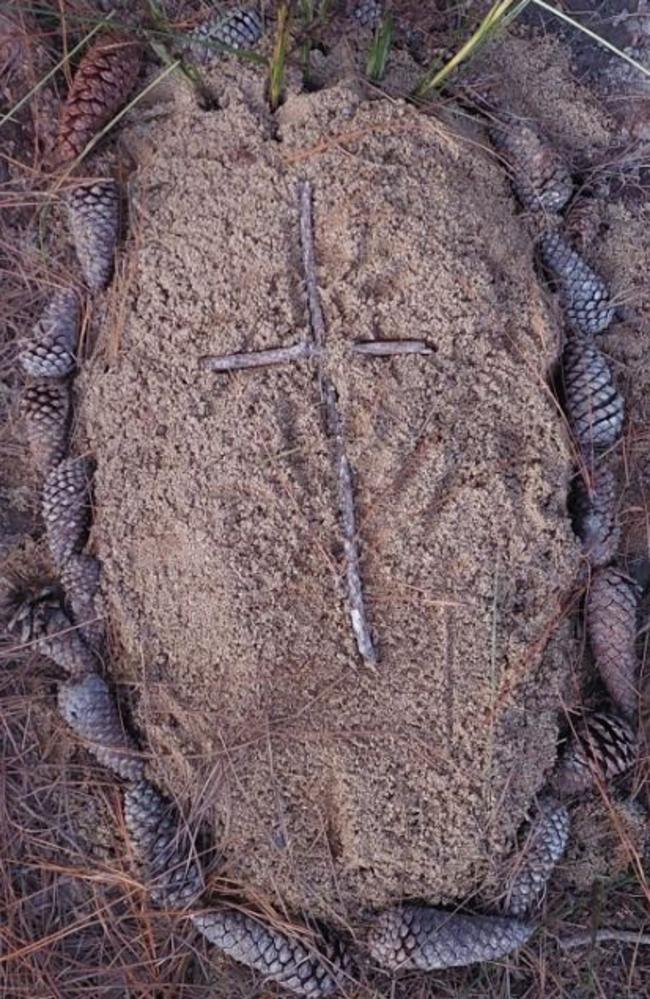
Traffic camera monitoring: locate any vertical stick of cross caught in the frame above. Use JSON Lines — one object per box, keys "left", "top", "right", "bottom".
{"left": 200, "top": 180, "right": 432, "bottom": 665}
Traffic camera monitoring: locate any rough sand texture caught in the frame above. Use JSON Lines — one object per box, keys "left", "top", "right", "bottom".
{"left": 83, "top": 75, "right": 579, "bottom": 919}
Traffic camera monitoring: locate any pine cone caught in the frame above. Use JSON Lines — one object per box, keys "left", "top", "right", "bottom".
{"left": 192, "top": 910, "right": 353, "bottom": 997}
{"left": 185, "top": 8, "right": 264, "bottom": 66}
{"left": 490, "top": 122, "right": 572, "bottom": 213}
{"left": 571, "top": 462, "right": 620, "bottom": 567}
{"left": 124, "top": 779, "right": 204, "bottom": 909}
{"left": 560, "top": 339, "right": 624, "bottom": 458}
{"left": 58, "top": 672, "right": 144, "bottom": 780}
{"left": 564, "top": 194, "right": 603, "bottom": 253}
{"left": 553, "top": 710, "right": 636, "bottom": 793}
{"left": 6, "top": 586, "right": 97, "bottom": 676}
{"left": 22, "top": 379, "right": 71, "bottom": 473}
{"left": 587, "top": 568, "right": 640, "bottom": 718}
{"left": 42, "top": 457, "right": 93, "bottom": 568}
{"left": 366, "top": 905, "right": 533, "bottom": 971}
{"left": 20, "top": 288, "right": 80, "bottom": 378}
{"left": 61, "top": 553, "right": 105, "bottom": 652}
{"left": 56, "top": 33, "right": 142, "bottom": 164}
{"left": 66, "top": 180, "right": 120, "bottom": 291}
{"left": 539, "top": 231, "right": 614, "bottom": 335}
{"left": 505, "top": 797, "right": 570, "bottom": 917}
{"left": 349, "top": 0, "right": 384, "bottom": 28}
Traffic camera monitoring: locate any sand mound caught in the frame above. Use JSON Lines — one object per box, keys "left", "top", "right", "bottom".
{"left": 83, "top": 76, "right": 579, "bottom": 919}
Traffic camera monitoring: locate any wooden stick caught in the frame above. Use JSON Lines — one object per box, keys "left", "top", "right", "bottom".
{"left": 559, "top": 928, "right": 650, "bottom": 950}
{"left": 352, "top": 339, "right": 433, "bottom": 356}
{"left": 298, "top": 180, "right": 326, "bottom": 349}
{"left": 200, "top": 341, "right": 318, "bottom": 372}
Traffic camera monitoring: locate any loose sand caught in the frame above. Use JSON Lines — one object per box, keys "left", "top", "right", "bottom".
{"left": 82, "top": 71, "right": 580, "bottom": 920}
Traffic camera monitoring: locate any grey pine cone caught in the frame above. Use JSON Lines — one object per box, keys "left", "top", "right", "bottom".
{"left": 349, "top": 0, "right": 384, "bottom": 28}
{"left": 42, "top": 457, "right": 93, "bottom": 568}
{"left": 505, "top": 797, "right": 570, "bottom": 917}
{"left": 490, "top": 121, "right": 572, "bottom": 212}
{"left": 7, "top": 587, "right": 98, "bottom": 676}
{"left": 66, "top": 181, "right": 120, "bottom": 291}
{"left": 366, "top": 905, "right": 534, "bottom": 971}
{"left": 22, "top": 379, "right": 71, "bottom": 473}
{"left": 20, "top": 288, "right": 80, "bottom": 378}
{"left": 587, "top": 568, "right": 640, "bottom": 718}
{"left": 185, "top": 8, "right": 264, "bottom": 65}
{"left": 553, "top": 710, "right": 636, "bottom": 793}
{"left": 192, "top": 909, "right": 353, "bottom": 998}
{"left": 571, "top": 462, "right": 620, "bottom": 567}
{"left": 561, "top": 339, "right": 624, "bottom": 457}
{"left": 539, "top": 231, "right": 614, "bottom": 335}
{"left": 124, "top": 779, "right": 204, "bottom": 909}
{"left": 58, "top": 672, "right": 144, "bottom": 780}
{"left": 61, "top": 552, "right": 105, "bottom": 652}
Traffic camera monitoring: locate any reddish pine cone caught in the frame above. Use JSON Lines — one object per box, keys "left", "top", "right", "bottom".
{"left": 20, "top": 288, "right": 80, "bottom": 378}
{"left": 366, "top": 906, "right": 533, "bottom": 971}
{"left": 587, "top": 567, "right": 640, "bottom": 718}
{"left": 61, "top": 553, "right": 105, "bottom": 652}
{"left": 505, "top": 797, "right": 570, "bottom": 917}
{"left": 42, "top": 457, "right": 93, "bottom": 568}
{"left": 571, "top": 462, "right": 620, "bottom": 567}
{"left": 561, "top": 339, "right": 624, "bottom": 457}
{"left": 490, "top": 121, "right": 572, "bottom": 213}
{"left": 7, "top": 586, "right": 97, "bottom": 676}
{"left": 124, "top": 779, "right": 204, "bottom": 909}
{"left": 58, "top": 672, "right": 144, "bottom": 780}
{"left": 22, "top": 379, "right": 71, "bottom": 473}
{"left": 66, "top": 180, "right": 120, "bottom": 291}
{"left": 56, "top": 33, "right": 141, "bottom": 164}
{"left": 539, "top": 231, "right": 614, "bottom": 335}
{"left": 553, "top": 710, "right": 636, "bottom": 793}
{"left": 192, "top": 910, "right": 353, "bottom": 997}
{"left": 185, "top": 8, "right": 264, "bottom": 65}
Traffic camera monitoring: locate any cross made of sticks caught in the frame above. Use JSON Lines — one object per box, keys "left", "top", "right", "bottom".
{"left": 200, "top": 180, "right": 432, "bottom": 666}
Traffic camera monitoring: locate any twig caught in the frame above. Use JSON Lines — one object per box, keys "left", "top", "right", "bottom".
{"left": 298, "top": 180, "right": 326, "bottom": 348}
{"left": 200, "top": 341, "right": 318, "bottom": 372}
{"left": 559, "top": 929, "right": 650, "bottom": 950}
{"left": 352, "top": 340, "right": 432, "bottom": 356}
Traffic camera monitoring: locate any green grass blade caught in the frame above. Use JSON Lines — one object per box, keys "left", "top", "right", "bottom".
{"left": 366, "top": 14, "right": 394, "bottom": 83}
{"left": 268, "top": 3, "right": 291, "bottom": 112}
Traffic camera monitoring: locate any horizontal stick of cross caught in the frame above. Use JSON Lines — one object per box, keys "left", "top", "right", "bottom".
{"left": 201, "top": 180, "right": 433, "bottom": 666}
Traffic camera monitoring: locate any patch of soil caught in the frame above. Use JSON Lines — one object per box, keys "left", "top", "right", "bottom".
{"left": 82, "top": 71, "right": 579, "bottom": 920}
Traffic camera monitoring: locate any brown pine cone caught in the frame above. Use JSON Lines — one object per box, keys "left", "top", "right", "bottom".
{"left": 561, "top": 339, "right": 624, "bottom": 458}
{"left": 571, "top": 462, "right": 620, "bottom": 567}
{"left": 539, "top": 231, "right": 614, "bottom": 335}
{"left": 58, "top": 672, "right": 144, "bottom": 780}
{"left": 505, "top": 796, "right": 570, "bottom": 917}
{"left": 184, "top": 8, "right": 264, "bottom": 65}
{"left": 20, "top": 288, "right": 80, "bottom": 379}
{"left": 22, "top": 379, "right": 71, "bottom": 473}
{"left": 6, "top": 586, "right": 98, "bottom": 676}
{"left": 66, "top": 180, "right": 120, "bottom": 291}
{"left": 61, "top": 553, "right": 105, "bottom": 652}
{"left": 192, "top": 910, "right": 353, "bottom": 997}
{"left": 124, "top": 779, "right": 204, "bottom": 909}
{"left": 56, "top": 33, "right": 142, "bottom": 164}
{"left": 366, "top": 905, "right": 533, "bottom": 971}
{"left": 564, "top": 194, "right": 603, "bottom": 253}
{"left": 553, "top": 710, "right": 636, "bottom": 793}
{"left": 490, "top": 121, "right": 572, "bottom": 213}
{"left": 587, "top": 568, "right": 640, "bottom": 718}
{"left": 42, "top": 457, "right": 93, "bottom": 568}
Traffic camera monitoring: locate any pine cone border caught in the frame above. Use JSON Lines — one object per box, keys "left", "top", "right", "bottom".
{"left": 539, "top": 231, "right": 614, "bottom": 335}
{"left": 561, "top": 339, "right": 624, "bottom": 457}
{"left": 192, "top": 910, "right": 353, "bottom": 997}
{"left": 61, "top": 553, "right": 105, "bottom": 652}
{"left": 587, "top": 568, "right": 640, "bottom": 718}
{"left": 58, "top": 672, "right": 144, "bottom": 780}
{"left": 571, "top": 462, "right": 621, "bottom": 567}
{"left": 366, "top": 905, "right": 533, "bottom": 971}
{"left": 42, "top": 457, "right": 93, "bottom": 568}
{"left": 124, "top": 779, "right": 204, "bottom": 909}
{"left": 22, "top": 379, "right": 71, "bottom": 473}
{"left": 6, "top": 586, "right": 98, "bottom": 676}
{"left": 66, "top": 180, "right": 120, "bottom": 291}
{"left": 56, "top": 33, "right": 142, "bottom": 164}
{"left": 553, "top": 710, "right": 636, "bottom": 793}
{"left": 185, "top": 8, "right": 264, "bottom": 66}
{"left": 505, "top": 797, "right": 570, "bottom": 917}
{"left": 20, "top": 288, "right": 80, "bottom": 379}
{"left": 490, "top": 121, "right": 573, "bottom": 213}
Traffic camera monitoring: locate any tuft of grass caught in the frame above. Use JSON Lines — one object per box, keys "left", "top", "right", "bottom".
{"left": 366, "top": 14, "right": 394, "bottom": 84}
{"left": 268, "top": 3, "right": 291, "bottom": 113}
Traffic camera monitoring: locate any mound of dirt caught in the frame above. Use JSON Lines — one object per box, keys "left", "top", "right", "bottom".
{"left": 83, "top": 74, "right": 579, "bottom": 920}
